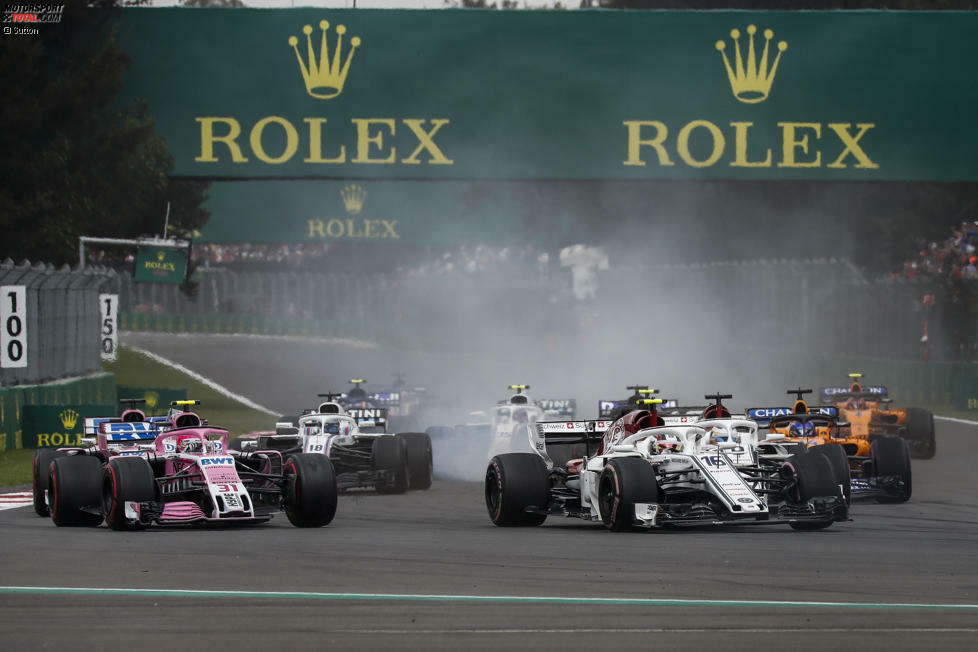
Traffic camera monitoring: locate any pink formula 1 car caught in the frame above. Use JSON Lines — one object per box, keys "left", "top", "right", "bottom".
{"left": 45, "top": 403, "right": 337, "bottom": 530}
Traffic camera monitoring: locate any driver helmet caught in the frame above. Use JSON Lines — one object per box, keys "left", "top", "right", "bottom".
{"left": 653, "top": 434, "right": 682, "bottom": 453}
{"left": 708, "top": 426, "right": 732, "bottom": 443}
{"left": 514, "top": 409, "right": 529, "bottom": 423}
{"left": 788, "top": 420, "right": 815, "bottom": 437}
{"left": 176, "top": 435, "right": 202, "bottom": 453}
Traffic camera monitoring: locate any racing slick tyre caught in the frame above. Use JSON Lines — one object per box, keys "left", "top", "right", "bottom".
{"left": 48, "top": 455, "right": 103, "bottom": 528}
{"left": 398, "top": 433, "right": 433, "bottom": 490}
{"left": 781, "top": 452, "right": 837, "bottom": 531}
{"left": 103, "top": 457, "right": 157, "bottom": 531}
{"left": 284, "top": 453, "right": 338, "bottom": 527}
{"left": 373, "top": 435, "right": 410, "bottom": 494}
{"left": 905, "top": 407, "right": 936, "bottom": 460}
{"left": 485, "top": 453, "right": 549, "bottom": 526}
{"left": 872, "top": 437, "right": 912, "bottom": 503}
{"left": 598, "top": 457, "right": 662, "bottom": 532}
{"left": 33, "top": 448, "right": 68, "bottom": 517}
{"left": 809, "top": 443, "right": 852, "bottom": 506}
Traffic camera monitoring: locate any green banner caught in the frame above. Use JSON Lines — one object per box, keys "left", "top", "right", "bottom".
{"left": 22, "top": 404, "right": 115, "bottom": 449}
{"left": 118, "top": 386, "right": 188, "bottom": 417}
{"left": 953, "top": 376, "right": 978, "bottom": 411}
{"left": 0, "top": 375, "right": 117, "bottom": 451}
{"left": 134, "top": 245, "right": 188, "bottom": 284}
{"left": 197, "top": 179, "right": 583, "bottom": 244}
{"left": 116, "top": 9, "right": 978, "bottom": 182}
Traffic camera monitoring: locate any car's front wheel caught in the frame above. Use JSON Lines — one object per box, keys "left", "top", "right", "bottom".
{"left": 597, "top": 457, "right": 661, "bottom": 532}
{"left": 485, "top": 453, "right": 549, "bottom": 526}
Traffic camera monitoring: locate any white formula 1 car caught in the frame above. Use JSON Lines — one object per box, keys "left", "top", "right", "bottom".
{"left": 234, "top": 395, "right": 433, "bottom": 493}
{"left": 485, "top": 395, "right": 848, "bottom": 531}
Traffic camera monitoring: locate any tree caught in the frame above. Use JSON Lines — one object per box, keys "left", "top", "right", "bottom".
{"left": 0, "top": 0, "right": 210, "bottom": 267}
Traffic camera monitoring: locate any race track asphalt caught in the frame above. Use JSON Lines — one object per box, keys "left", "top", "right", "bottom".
{"left": 1, "top": 333, "right": 976, "bottom": 651}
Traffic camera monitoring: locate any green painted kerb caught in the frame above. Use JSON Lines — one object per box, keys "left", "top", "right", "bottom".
{"left": 1, "top": 587, "right": 976, "bottom": 611}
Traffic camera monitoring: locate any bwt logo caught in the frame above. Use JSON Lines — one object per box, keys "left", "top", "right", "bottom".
{"left": 200, "top": 457, "right": 233, "bottom": 466}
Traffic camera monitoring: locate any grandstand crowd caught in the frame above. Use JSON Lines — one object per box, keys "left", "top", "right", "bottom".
{"left": 887, "top": 221, "right": 978, "bottom": 282}
{"left": 91, "top": 222, "right": 978, "bottom": 361}
{"left": 883, "top": 221, "right": 978, "bottom": 361}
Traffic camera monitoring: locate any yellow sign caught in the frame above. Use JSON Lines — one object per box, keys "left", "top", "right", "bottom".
{"left": 288, "top": 20, "right": 361, "bottom": 100}
{"left": 341, "top": 184, "right": 366, "bottom": 215}
{"left": 715, "top": 25, "right": 787, "bottom": 104}
{"left": 58, "top": 409, "right": 79, "bottom": 430}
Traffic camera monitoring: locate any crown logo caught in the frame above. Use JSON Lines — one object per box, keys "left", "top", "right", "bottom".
{"left": 288, "top": 20, "right": 361, "bottom": 100}
{"left": 715, "top": 25, "right": 787, "bottom": 104}
{"left": 145, "top": 391, "right": 159, "bottom": 409}
{"left": 157, "top": 251, "right": 166, "bottom": 261}
{"left": 59, "top": 409, "right": 79, "bottom": 430}
{"left": 340, "top": 184, "right": 366, "bottom": 214}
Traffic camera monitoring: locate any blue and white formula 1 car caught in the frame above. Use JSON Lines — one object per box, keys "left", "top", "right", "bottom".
{"left": 235, "top": 395, "right": 433, "bottom": 493}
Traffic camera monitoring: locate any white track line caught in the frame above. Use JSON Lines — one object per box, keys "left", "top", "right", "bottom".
{"left": 124, "top": 345, "right": 277, "bottom": 416}
{"left": 333, "top": 628, "right": 978, "bottom": 635}
{"left": 934, "top": 415, "right": 978, "bottom": 426}
{"left": 1, "top": 587, "right": 976, "bottom": 611}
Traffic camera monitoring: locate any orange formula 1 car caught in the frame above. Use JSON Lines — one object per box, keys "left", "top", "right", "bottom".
{"left": 819, "top": 373, "right": 935, "bottom": 459}
{"left": 747, "top": 388, "right": 911, "bottom": 503}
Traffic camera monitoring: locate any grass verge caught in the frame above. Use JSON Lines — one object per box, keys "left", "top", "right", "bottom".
{"left": 0, "top": 346, "right": 273, "bottom": 490}
{"left": 0, "top": 449, "right": 35, "bottom": 487}
{"left": 105, "top": 347, "right": 273, "bottom": 435}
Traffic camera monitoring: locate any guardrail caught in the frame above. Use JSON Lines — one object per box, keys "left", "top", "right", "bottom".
{"left": 0, "top": 260, "right": 120, "bottom": 387}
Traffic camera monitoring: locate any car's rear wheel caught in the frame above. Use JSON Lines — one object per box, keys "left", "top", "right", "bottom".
{"left": 598, "top": 457, "right": 661, "bottom": 532}
{"left": 905, "top": 407, "right": 936, "bottom": 459}
{"left": 872, "top": 437, "right": 912, "bottom": 503}
{"left": 49, "top": 456, "right": 103, "bottom": 528}
{"left": 33, "top": 448, "right": 67, "bottom": 517}
{"left": 103, "top": 457, "right": 157, "bottom": 531}
{"left": 284, "top": 453, "right": 338, "bottom": 527}
{"left": 398, "top": 433, "right": 433, "bottom": 490}
{"left": 485, "top": 453, "right": 549, "bottom": 526}
{"left": 373, "top": 435, "right": 409, "bottom": 494}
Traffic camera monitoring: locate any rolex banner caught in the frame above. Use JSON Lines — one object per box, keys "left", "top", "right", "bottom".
{"left": 22, "top": 405, "right": 115, "bottom": 449}
{"left": 116, "top": 9, "right": 978, "bottom": 182}
{"left": 133, "top": 245, "right": 188, "bottom": 284}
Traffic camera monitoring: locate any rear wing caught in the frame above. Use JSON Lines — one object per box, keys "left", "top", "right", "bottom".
{"left": 85, "top": 418, "right": 163, "bottom": 438}
{"left": 367, "top": 391, "right": 401, "bottom": 406}
{"left": 820, "top": 386, "right": 888, "bottom": 402}
{"left": 84, "top": 417, "right": 118, "bottom": 436}
{"left": 536, "top": 398, "right": 577, "bottom": 419}
{"left": 534, "top": 420, "right": 612, "bottom": 444}
{"left": 597, "top": 398, "right": 678, "bottom": 419}
{"left": 347, "top": 407, "right": 388, "bottom": 430}
{"left": 746, "top": 405, "right": 839, "bottom": 426}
